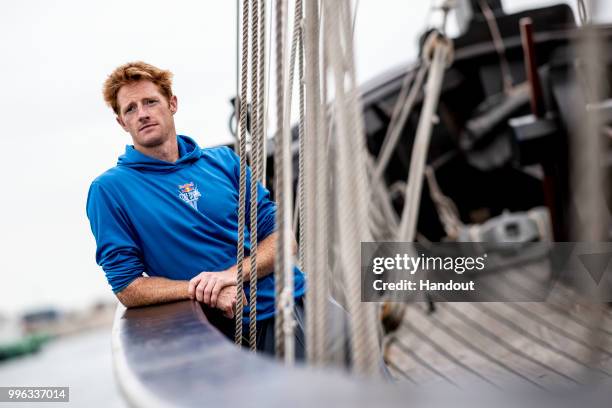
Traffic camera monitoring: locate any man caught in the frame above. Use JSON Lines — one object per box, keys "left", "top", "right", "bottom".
{"left": 86, "top": 61, "right": 306, "bottom": 356}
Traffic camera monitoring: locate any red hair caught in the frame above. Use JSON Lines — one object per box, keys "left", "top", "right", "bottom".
{"left": 103, "top": 61, "right": 173, "bottom": 114}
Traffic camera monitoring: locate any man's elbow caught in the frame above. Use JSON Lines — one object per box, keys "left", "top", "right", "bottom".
{"left": 116, "top": 290, "right": 134, "bottom": 308}
{"left": 115, "top": 280, "right": 139, "bottom": 308}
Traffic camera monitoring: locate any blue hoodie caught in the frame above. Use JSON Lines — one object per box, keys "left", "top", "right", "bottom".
{"left": 86, "top": 135, "right": 305, "bottom": 323}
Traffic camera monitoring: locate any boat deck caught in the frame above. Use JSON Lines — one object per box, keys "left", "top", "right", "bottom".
{"left": 385, "top": 266, "right": 612, "bottom": 390}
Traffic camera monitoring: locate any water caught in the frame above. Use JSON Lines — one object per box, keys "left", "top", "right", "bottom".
{"left": 0, "top": 328, "right": 125, "bottom": 407}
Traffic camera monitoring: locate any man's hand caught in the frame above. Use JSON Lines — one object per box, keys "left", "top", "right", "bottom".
{"left": 216, "top": 285, "right": 240, "bottom": 319}
{"left": 188, "top": 269, "right": 237, "bottom": 307}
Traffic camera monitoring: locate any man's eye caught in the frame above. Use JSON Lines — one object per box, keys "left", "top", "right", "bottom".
{"left": 125, "top": 106, "right": 135, "bottom": 114}
{"left": 146, "top": 99, "right": 158, "bottom": 105}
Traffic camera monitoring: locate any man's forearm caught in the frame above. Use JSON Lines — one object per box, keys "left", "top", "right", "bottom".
{"left": 188, "top": 231, "right": 298, "bottom": 306}
{"left": 116, "top": 276, "right": 189, "bottom": 308}
{"left": 229, "top": 231, "right": 297, "bottom": 281}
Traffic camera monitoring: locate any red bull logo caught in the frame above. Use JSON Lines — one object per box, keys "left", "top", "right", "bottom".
{"left": 178, "top": 182, "right": 201, "bottom": 209}
{"left": 179, "top": 182, "right": 195, "bottom": 193}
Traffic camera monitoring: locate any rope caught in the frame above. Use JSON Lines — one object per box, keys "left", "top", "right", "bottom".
{"left": 235, "top": 0, "right": 250, "bottom": 346}
{"left": 571, "top": 10, "right": 609, "bottom": 380}
{"left": 323, "top": 0, "right": 380, "bottom": 376}
{"left": 366, "top": 156, "right": 399, "bottom": 241}
{"left": 351, "top": 0, "right": 360, "bottom": 39}
{"left": 577, "top": 0, "right": 590, "bottom": 25}
{"left": 234, "top": 0, "right": 241, "bottom": 154}
{"left": 424, "top": 165, "right": 463, "bottom": 239}
{"left": 303, "top": 0, "right": 330, "bottom": 366}
{"left": 262, "top": 0, "right": 275, "bottom": 185}
{"left": 257, "top": 0, "right": 267, "bottom": 185}
{"left": 273, "top": 0, "right": 296, "bottom": 364}
{"left": 248, "top": 0, "right": 261, "bottom": 352}
{"left": 286, "top": 0, "right": 305, "bottom": 266}
{"left": 372, "top": 63, "right": 429, "bottom": 182}
{"left": 297, "top": 2, "right": 307, "bottom": 271}
{"left": 397, "top": 32, "right": 452, "bottom": 242}
{"left": 479, "top": 0, "right": 514, "bottom": 94}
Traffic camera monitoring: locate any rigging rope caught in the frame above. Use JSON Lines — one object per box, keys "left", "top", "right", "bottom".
{"left": 571, "top": 1, "right": 609, "bottom": 375}
{"left": 397, "top": 31, "right": 453, "bottom": 242}
{"left": 577, "top": 0, "right": 590, "bottom": 25}
{"left": 303, "top": 0, "right": 331, "bottom": 366}
{"left": 235, "top": 0, "right": 251, "bottom": 346}
{"left": 257, "top": 0, "right": 267, "bottom": 186}
{"left": 248, "top": 0, "right": 262, "bottom": 352}
{"left": 286, "top": 0, "right": 306, "bottom": 268}
{"left": 479, "top": 0, "right": 514, "bottom": 94}
{"left": 373, "top": 63, "right": 429, "bottom": 182}
{"left": 273, "top": 0, "right": 296, "bottom": 364}
{"left": 323, "top": 0, "right": 381, "bottom": 376}
{"left": 425, "top": 164, "right": 463, "bottom": 239}
{"left": 234, "top": 0, "right": 241, "bottom": 154}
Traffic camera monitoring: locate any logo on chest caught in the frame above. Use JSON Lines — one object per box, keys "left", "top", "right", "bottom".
{"left": 178, "top": 182, "right": 202, "bottom": 209}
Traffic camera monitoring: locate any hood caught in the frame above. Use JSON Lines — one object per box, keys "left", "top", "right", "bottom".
{"left": 117, "top": 135, "right": 202, "bottom": 173}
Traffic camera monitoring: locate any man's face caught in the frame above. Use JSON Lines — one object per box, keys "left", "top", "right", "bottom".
{"left": 115, "top": 80, "right": 178, "bottom": 149}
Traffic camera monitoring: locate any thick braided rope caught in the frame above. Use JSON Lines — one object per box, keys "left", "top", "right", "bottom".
{"left": 285, "top": 0, "right": 306, "bottom": 269}
{"left": 248, "top": 0, "right": 260, "bottom": 352}
{"left": 339, "top": 0, "right": 382, "bottom": 375}
{"left": 273, "top": 0, "right": 296, "bottom": 362}
{"left": 235, "top": 0, "right": 250, "bottom": 346}
{"left": 287, "top": 0, "right": 305, "bottom": 267}
{"left": 303, "top": 0, "right": 323, "bottom": 365}
{"left": 285, "top": 0, "right": 301, "bottom": 129}
{"left": 572, "top": 15, "right": 609, "bottom": 376}
{"left": 397, "top": 35, "right": 451, "bottom": 242}
{"left": 312, "top": 5, "right": 332, "bottom": 365}
{"left": 324, "top": 0, "right": 380, "bottom": 376}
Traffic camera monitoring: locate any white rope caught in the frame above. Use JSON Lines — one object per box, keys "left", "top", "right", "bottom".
{"left": 577, "top": 0, "right": 590, "bottom": 25}
{"left": 366, "top": 156, "right": 399, "bottom": 241}
{"left": 323, "top": 0, "right": 381, "bottom": 377}
{"left": 372, "top": 63, "right": 429, "bottom": 182}
{"left": 397, "top": 33, "right": 452, "bottom": 242}
{"left": 273, "top": 0, "right": 295, "bottom": 364}
{"left": 303, "top": 0, "right": 331, "bottom": 366}
{"left": 286, "top": 0, "right": 305, "bottom": 267}
{"left": 479, "top": 0, "right": 514, "bottom": 94}
{"left": 571, "top": 3, "right": 609, "bottom": 375}
{"left": 257, "top": 0, "right": 267, "bottom": 185}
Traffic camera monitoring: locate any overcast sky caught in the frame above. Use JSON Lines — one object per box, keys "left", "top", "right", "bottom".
{"left": 0, "top": 0, "right": 598, "bottom": 316}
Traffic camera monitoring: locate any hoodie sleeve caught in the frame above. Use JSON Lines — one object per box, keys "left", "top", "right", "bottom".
{"left": 86, "top": 182, "right": 145, "bottom": 293}
{"left": 221, "top": 147, "right": 277, "bottom": 241}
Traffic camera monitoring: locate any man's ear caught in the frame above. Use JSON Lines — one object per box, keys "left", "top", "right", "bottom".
{"left": 116, "top": 115, "right": 129, "bottom": 132}
{"left": 169, "top": 95, "right": 178, "bottom": 115}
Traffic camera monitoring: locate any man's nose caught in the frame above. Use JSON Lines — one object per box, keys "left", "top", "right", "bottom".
{"left": 137, "top": 105, "right": 150, "bottom": 121}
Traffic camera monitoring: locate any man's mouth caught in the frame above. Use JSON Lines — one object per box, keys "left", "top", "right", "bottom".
{"left": 139, "top": 123, "right": 157, "bottom": 132}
